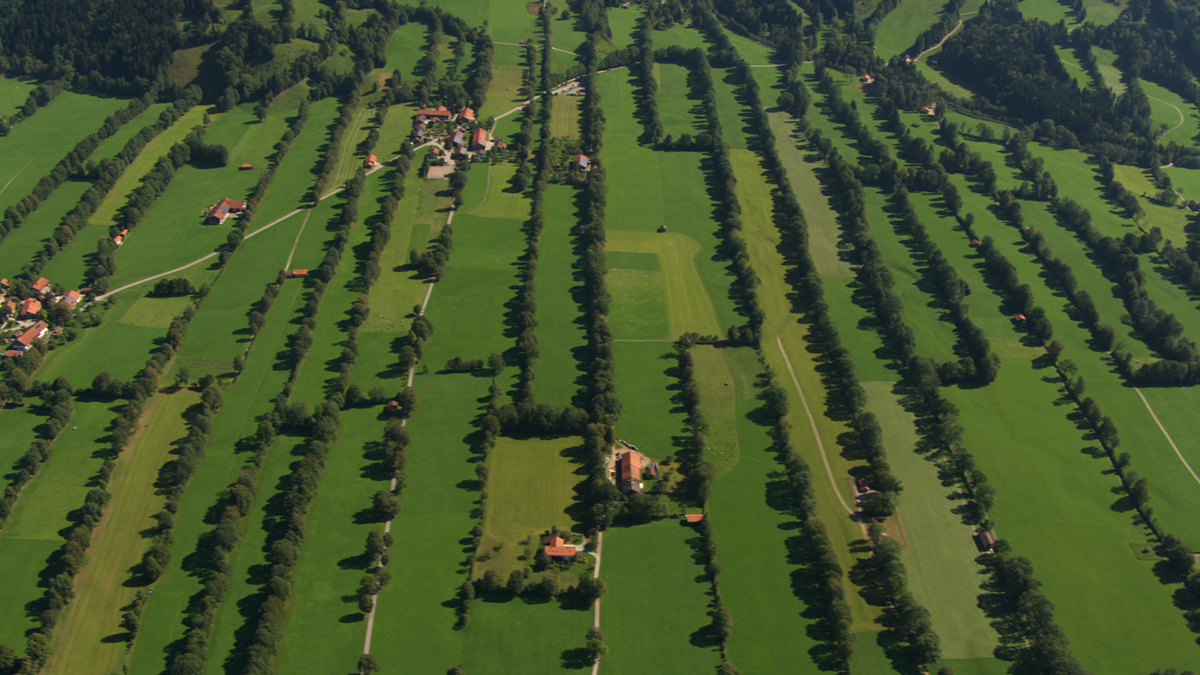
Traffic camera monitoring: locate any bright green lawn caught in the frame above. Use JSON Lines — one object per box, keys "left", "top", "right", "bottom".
{"left": 599, "top": 519, "right": 722, "bottom": 674}
{"left": 90, "top": 102, "right": 173, "bottom": 161}
{"left": 462, "top": 597, "right": 593, "bottom": 674}
{"left": 712, "top": 68, "right": 751, "bottom": 150}
{"left": 608, "top": 251, "right": 670, "bottom": 340}
{"left": 657, "top": 62, "right": 704, "bottom": 140}
{"left": 0, "top": 180, "right": 89, "bottom": 276}
{"left": 35, "top": 293, "right": 166, "bottom": 384}
{"left": 613, "top": 341, "right": 688, "bottom": 464}
{"left": 1018, "top": 0, "right": 1077, "bottom": 24}
{"left": 550, "top": 95, "right": 580, "bottom": 138}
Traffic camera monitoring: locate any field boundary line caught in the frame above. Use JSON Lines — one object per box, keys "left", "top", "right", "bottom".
{"left": 775, "top": 335, "right": 855, "bottom": 515}
{"left": 591, "top": 530, "right": 604, "bottom": 675}
{"left": 1133, "top": 387, "right": 1200, "bottom": 486}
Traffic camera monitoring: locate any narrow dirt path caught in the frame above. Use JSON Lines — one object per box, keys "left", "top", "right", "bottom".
{"left": 282, "top": 209, "right": 314, "bottom": 272}
{"left": 0, "top": 157, "right": 34, "bottom": 197}
{"left": 1133, "top": 387, "right": 1200, "bottom": 486}
{"left": 775, "top": 335, "right": 856, "bottom": 515}
{"left": 915, "top": 20, "right": 963, "bottom": 61}
{"left": 590, "top": 530, "right": 605, "bottom": 675}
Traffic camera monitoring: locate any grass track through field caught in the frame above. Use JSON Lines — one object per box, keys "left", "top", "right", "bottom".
{"left": 45, "top": 391, "right": 199, "bottom": 675}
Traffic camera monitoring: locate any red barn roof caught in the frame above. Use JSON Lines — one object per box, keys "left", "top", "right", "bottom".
{"left": 471, "top": 128, "right": 489, "bottom": 149}
{"left": 365, "top": 154, "right": 379, "bottom": 167}
{"left": 618, "top": 451, "right": 641, "bottom": 482}
{"left": 544, "top": 546, "right": 576, "bottom": 558}
{"left": 460, "top": 107, "right": 475, "bottom": 121}
{"left": 685, "top": 513, "right": 706, "bottom": 523}
{"left": 417, "top": 106, "right": 453, "bottom": 119}
{"left": 31, "top": 277, "right": 49, "bottom": 292}
{"left": 546, "top": 535, "right": 565, "bottom": 547}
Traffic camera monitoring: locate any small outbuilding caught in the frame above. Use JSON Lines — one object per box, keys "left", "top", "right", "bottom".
{"left": 385, "top": 400, "right": 400, "bottom": 415}
{"left": 287, "top": 269, "right": 309, "bottom": 278}
{"left": 684, "top": 513, "right": 706, "bottom": 524}
{"left": 974, "top": 529, "right": 996, "bottom": 553}
{"left": 240, "top": 163, "right": 254, "bottom": 170}
{"left": 573, "top": 154, "right": 590, "bottom": 169}
{"left": 459, "top": 106, "right": 476, "bottom": 122}
{"left": 1012, "top": 313, "right": 1027, "bottom": 322}
{"left": 365, "top": 154, "right": 380, "bottom": 168}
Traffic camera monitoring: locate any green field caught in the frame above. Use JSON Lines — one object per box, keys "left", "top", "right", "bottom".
{"left": 474, "top": 436, "right": 584, "bottom": 579}
{"left": 533, "top": 183, "right": 588, "bottom": 405}
{"left": 875, "top": 0, "right": 948, "bottom": 58}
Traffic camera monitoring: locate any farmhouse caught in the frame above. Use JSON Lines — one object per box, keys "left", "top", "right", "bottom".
{"left": 19, "top": 297, "right": 41, "bottom": 318}
{"left": 31, "top": 277, "right": 50, "bottom": 294}
{"left": 459, "top": 106, "right": 475, "bottom": 122}
{"left": 11, "top": 321, "right": 48, "bottom": 350}
{"left": 470, "top": 127, "right": 489, "bottom": 151}
{"left": 205, "top": 198, "right": 247, "bottom": 225}
{"left": 417, "top": 106, "right": 454, "bottom": 120}
{"left": 365, "top": 154, "right": 380, "bottom": 168}
{"left": 617, "top": 451, "right": 643, "bottom": 494}
{"left": 543, "top": 535, "right": 576, "bottom": 561}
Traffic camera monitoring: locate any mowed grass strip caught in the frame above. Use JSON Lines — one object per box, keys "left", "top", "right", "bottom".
{"left": 0, "top": 180, "right": 90, "bottom": 274}
{"left": 862, "top": 381, "right": 998, "bottom": 659}
{"left": 462, "top": 597, "right": 593, "bottom": 675}
{"left": 606, "top": 230, "right": 721, "bottom": 338}
{"left": 705, "top": 346, "right": 827, "bottom": 671}
{"left": 599, "top": 519, "right": 721, "bottom": 674}
{"left": 44, "top": 391, "right": 199, "bottom": 675}
{"left": 607, "top": 250, "right": 670, "bottom": 340}
{"left": 474, "top": 436, "right": 583, "bottom": 580}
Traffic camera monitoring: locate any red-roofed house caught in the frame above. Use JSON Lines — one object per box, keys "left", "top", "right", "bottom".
{"left": 0, "top": 278, "right": 8, "bottom": 288}
{"left": 61, "top": 291, "right": 82, "bottom": 309}
{"left": 544, "top": 535, "right": 576, "bottom": 560}
{"left": 685, "top": 513, "right": 706, "bottom": 524}
{"left": 4, "top": 299, "right": 16, "bottom": 314}
{"left": 288, "top": 269, "right": 309, "bottom": 278}
{"left": 470, "top": 128, "right": 489, "bottom": 151}
{"left": 459, "top": 106, "right": 475, "bottom": 122}
{"left": 365, "top": 154, "right": 380, "bottom": 168}
{"left": 573, "top": 154, "right": 590, "bottom": 169}
{"left": 3, "top": 349, "right": 19, "bottom": 358}
{"left": 31, "top": 277, "right": 50, "bottom": 294}
{"left": 617, "top": 451, "right": 643, "bottom": 494}
{"left": 12, "top": 321, "right": 48, "bottom": 350}
{"left": 417, "top": 106, "right": 454, "bottom": 120}
{"left": 19, "top": 298, "right": 41, "bottom": 318}
{"left": 113, "top": 235, "right": 124, "bottom": 246}
{"left": 205, "top": 198, "right": 247, "bottom": 225}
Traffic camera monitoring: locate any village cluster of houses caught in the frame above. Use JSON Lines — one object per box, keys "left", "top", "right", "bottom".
{"left": 2, "top": 276, "right": 81, "bottom": 357}
{"left": 412, "top": 105, "right": 506, "bottom": 162}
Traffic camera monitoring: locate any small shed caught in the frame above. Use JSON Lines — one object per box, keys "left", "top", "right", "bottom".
{"left": 974, "top": 529, "right": 996, "bottom": 553}
{"left": 240, "top": 163, "right": 254, "bottom": 170}
{"left": 1012, "top": 313, "right": 1027, "bottom": 322}
{"left": 288, "top": 269, "right": 309, "bottom": 278}
{"left": 365, "top": 154, "right": 380, "bottom": 168}
{"left": 385, "top": 400, "right": 400, "bottom": 415}
{"left": 684, "top": 513, "right": 706, "bottom": 524}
